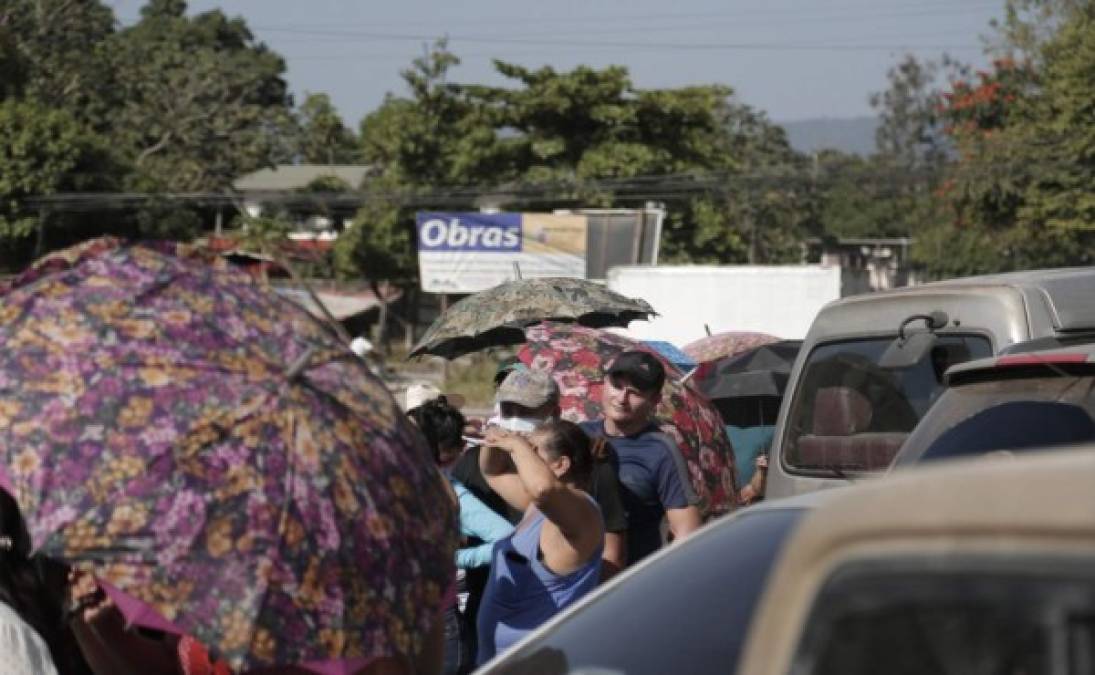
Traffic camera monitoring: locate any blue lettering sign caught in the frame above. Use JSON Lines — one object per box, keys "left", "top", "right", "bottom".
{"left": 416, "top": 212, "right": 522, "bottom": 252}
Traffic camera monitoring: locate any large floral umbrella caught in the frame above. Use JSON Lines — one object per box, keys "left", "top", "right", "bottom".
{"left": 410, "top": 277, "right": 655, "bottom": 359}
{"left": 518, "top": 322, "right": 738, "bottom": 517}
{"left": 682, "top": 331, "right": 780, "bottom": 364}
{"left": 0, "top": 238, "right": 457, "bottom": 673}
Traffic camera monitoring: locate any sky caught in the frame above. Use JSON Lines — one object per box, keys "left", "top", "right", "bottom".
{"left": 107, "top": 0, "right": 1007, "bottom": 128}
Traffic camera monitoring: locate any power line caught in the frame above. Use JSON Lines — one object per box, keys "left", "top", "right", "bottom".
{"left": 239, "top": 2, "right": 1001, "bottom": 53}
{"left": 246, "top": 25, "right": 983, "bottom": 54}
{"left": 116, "top": 1, "right": 1000, "bottom": 33}
{"left": 19, "top": 160, "right": 1090, "bottom": 214}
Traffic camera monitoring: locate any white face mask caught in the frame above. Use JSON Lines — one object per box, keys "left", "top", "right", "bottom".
{"left": 496, "top": 416, "right": 542, "bottom": 433}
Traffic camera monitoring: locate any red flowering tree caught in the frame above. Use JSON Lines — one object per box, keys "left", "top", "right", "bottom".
{"left": 918, "top": 1, "right": 1095, "bottom": 278}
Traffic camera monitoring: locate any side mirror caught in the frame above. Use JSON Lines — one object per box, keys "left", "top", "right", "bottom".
{"left": 879, "top": 311, "right": 949, "bottom": 369}
{"left": 879, "top": 331, "right": 938, "bottom": 369}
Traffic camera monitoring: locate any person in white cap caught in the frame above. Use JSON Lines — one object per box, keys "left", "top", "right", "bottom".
{"left": 349, "top": 336, "right": 374, "bottom": 357}
{"left": 405, "top": 382, "right": 465, "bottom": 413}
{"left": 349, "top": 336, "right": 384, "bottom": 377}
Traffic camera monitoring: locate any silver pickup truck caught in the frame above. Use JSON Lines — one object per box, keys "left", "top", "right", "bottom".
{"left": 766, "top": 266, "right": 1095, "bottom": 499}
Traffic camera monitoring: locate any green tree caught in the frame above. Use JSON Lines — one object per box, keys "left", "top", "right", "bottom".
{"left": 1016, "top": 3, "right": 1095, "bottom": 232}
{"left": 718, "top": 101, "right": 811, "bottom": 264}
{"left": 0, "top": 99, "right": 118, "bottom": 267}
{"left": 295, "top": 93, "right": 361, "bottom": 165}
{"left": 815, "top": 152, "right": 895, "bottom": 239}
{"left": 0, "top": 0, "right": 117, "bottom": 130}
{"left": 342, "top": 41, "right": 472, "bottom": 350}
{"left": 465, "top": 62, "right": 806, "bottom": 262}
{"left": 920, "top": 1, "right": 1095, "bottom": 276}
{"left": 359, "top": 41, "right": 485, "bottom": 185}
{"left": 108, "top": 0, "right": 295, "bottom": 192}
{"left": 340, "top": 43, "right": 814, "bottom": 350}
{"left": 0, "top": 21, "right": 28, "bottom": 101}
{"left": 870, "top": 55, "right": 952, "bottom": 170}
{"left": 822, "top": 52, "right": 965, "bottom": 268}
{"left": 871, "top": 54, "right": 960, "bottom": 238}
{"left": 987, "top": 0, "right": 1087, "bottom": 63}
{"left": 333, "top": 186, "right": 416, "bottom": 353}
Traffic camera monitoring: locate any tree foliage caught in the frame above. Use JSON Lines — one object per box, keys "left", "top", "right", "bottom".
{"left": 0, "top": 100, "right": 93, "bottom": 237}
{"left": 0, "top": 0, "right": 118, "bottom": 130}
{"left": 108, "top": 0, "right": 294, "bottom": 192}
{"left": 295, "top": 93, "right": 361, "bottom": 165}
{"left": 0, "top": 0, "right": 304, "bottom": 262}
{"left": 870, "top": 55, "right": 952, "bottom": 171}
{"left": 340, "top": 41, "right": 807, "bottom": 290}
{"left": 919, "top": 0, "right": 1095, "bottom": 276}
{"left": 0, "top": 98, "right": 123, "bottom": 269}
{"left": 11, "top": 0, "right": 1091, "bottom": 292}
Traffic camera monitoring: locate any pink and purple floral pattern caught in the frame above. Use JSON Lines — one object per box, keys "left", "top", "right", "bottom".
{"left": 0, "top": 238, "right": 457, "bottom": 672}
{"left": 519, "top": 322, "right": 739, "bottom": 517}
{"left": 682, "top": 331, "right": 780, "bottom": 364}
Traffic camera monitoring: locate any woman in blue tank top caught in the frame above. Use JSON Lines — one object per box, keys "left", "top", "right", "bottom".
{"left": 476, "top": 420, "right": 605, "bottom": 665}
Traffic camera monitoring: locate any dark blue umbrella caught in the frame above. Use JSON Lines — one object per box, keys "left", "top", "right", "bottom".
{"left": 642, "top": 340, "right": 697, "bottom": 373}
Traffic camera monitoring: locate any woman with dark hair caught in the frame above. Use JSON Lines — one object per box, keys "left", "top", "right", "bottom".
{"left": 476, "top": 419, "right": 605, "bottom": 664}
{"left": 407, "top": 395, "right": 468, "bottom": 469}
{"left": 408, "top": 396, "right": 513, "bottom": 675}
{"left": 3, "top": 487, "right": 212, "bottom": 675}
{"left": 0, "top": 488, "right": 71, "bottom": 674}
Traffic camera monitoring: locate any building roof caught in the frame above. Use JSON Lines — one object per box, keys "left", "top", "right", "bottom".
{"left": 275, "top": 286, "right": 403, "bottom": 321}
{"left": 233, "top": 165, "right": 372, "bottom": 192}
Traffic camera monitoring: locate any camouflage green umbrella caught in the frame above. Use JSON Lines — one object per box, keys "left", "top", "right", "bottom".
{"left": 410, "top": 277, "right": 655, "bottom": 359}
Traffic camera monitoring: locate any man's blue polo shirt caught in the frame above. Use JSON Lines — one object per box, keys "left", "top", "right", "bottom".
{"left": 579, "top": 419, "right": 691, "bottom": 564}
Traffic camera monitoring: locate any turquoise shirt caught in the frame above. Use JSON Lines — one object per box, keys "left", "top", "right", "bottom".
{"left": 452, "top": 479, "right": 514, "bottom": 570}
{"left": 725, "top": 425, "right": 775, "bottom": 485}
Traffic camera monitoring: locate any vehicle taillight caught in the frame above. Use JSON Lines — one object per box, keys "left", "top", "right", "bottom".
{"left": 996, "top": 353, "right": 1090, "bottom": 367}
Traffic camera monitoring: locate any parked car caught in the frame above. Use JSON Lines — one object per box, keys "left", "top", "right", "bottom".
{"left": 740, "top": 449, "right": 1095, "bottom": 675}
{"left": 481, "top": 449, "right": 1095, "bottom": 675}
{"left": 890, "top": 343, "right": 1095, "bottom": 468}
{"left": 768, "top": 266, "right": 1095, "bottom": 499}
{"left": 479, "top": 491, "right": 831, "bottom": 675}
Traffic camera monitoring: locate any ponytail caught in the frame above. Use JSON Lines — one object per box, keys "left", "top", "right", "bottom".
{"left": 535, "top": 419, "right": 605, "bottom": 490}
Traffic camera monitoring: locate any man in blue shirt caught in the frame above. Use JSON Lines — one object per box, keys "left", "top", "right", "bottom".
{"left": 580, "top": 351, "right": 703, "bottom": 565}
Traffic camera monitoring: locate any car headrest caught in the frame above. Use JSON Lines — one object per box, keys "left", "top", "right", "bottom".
{"left": 813, "top": 386, "right": 872, "bottom": 436}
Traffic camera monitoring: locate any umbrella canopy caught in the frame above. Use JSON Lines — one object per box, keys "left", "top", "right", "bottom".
{"left": 682, "top": 331, "right": 779, "bottom": 364}
{"left": 518, "top": 322, "right": 738, "bottom": 517}
{"left": 0, "top": 238, "right": 457, "bottom": 673}
{"left": 695, "top": 340, "right": 803, "bottom": 400}
{"left": 642, "top": 340, "right": 697, "bottom": 373}
{"left": 410, "top": 277, "right": 655, "bottom": 359}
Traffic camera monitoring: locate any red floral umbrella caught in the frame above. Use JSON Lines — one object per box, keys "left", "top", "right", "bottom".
{"left": 682, "top": 331, "right": 780, "bottom": 364}
{"left": 518, "top": 322, "right": 738, "bottom": 517}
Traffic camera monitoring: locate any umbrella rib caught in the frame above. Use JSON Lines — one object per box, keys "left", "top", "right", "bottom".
{"left": 285, "top": 346, "right": 318, "bottom": 381}
{"left": 232, "top": 404, "right": 297, "bottom": 671}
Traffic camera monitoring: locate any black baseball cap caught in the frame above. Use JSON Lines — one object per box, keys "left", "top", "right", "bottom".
{"left": 605, "top": 350, "right": 666, "bottom": 393}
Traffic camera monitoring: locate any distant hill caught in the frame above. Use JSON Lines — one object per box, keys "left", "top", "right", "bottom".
{"left": 779, "top": 116, "right": 879, "bottom": 157}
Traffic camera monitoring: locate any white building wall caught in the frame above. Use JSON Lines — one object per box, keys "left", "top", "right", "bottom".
{"left": 606, "top": 265, "right": 842, "bottom": 344}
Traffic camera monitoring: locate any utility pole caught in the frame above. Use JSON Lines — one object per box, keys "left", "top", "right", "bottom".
{"left": 746, "top": 206, "right": 757, "bottom": 265}
{"left": 35, "top": 208, "right": 48, "bottom": 258}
